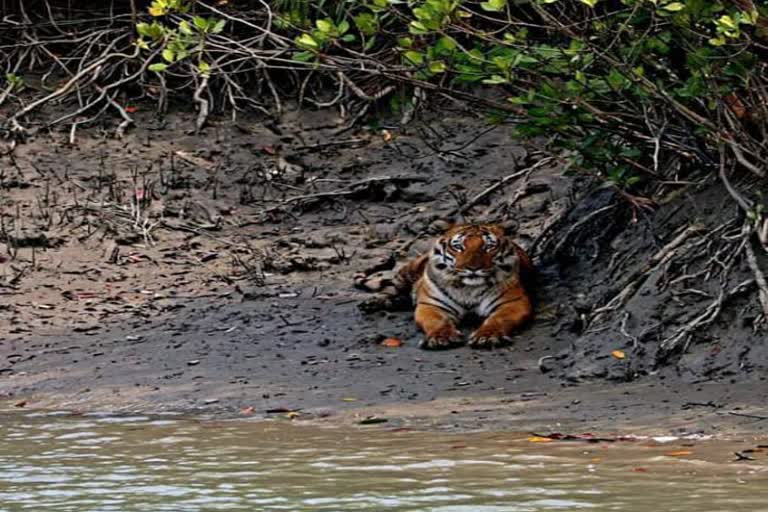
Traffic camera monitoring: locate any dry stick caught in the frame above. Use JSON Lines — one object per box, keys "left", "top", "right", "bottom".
{"left": 745, "top": 236, "right": 768, "bottom": 318}
{"left": 719, "top": 145, "right": 755, "bottom": 212}
{"left": 718, "top": 144, "right": 768, "bottom": 319}
{"left": 197, "top": 1, "right": 291, "bottom": 46}
{"left": 193, "top": 75, "right": 210, "bottom": 134}
{"left": 6, "top": 45, "right": 137, "bottom": 133}
{"left": 262, "top": 175, "right": 428, "bottom": 214}
{"left": 338, "top": 71, "right": 396, "bottom": 102}
{"left": 93, "top": 85, "right": 134, "bottom": 138}
{"left": 659, "top": 279, "right": 753, "bottom": 356}
{"left": 724, "top": 111, "right": 766, "bottom": 178}
{"left": 588, "top": 223, "right": 706, "bottom": 326}
{"left": 51, "top": 45, "right": 160, "bottom": 129}
{"left": 727, "top": 411, "right": 768, "bottom": 420}
{"left": 551, "top": 204, "right": 617, "bottom": 258}
{"left": 452, "top": 157, "right": 555, "bottom": 218}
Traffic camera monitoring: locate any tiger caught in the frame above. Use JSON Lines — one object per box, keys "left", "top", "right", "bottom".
{"left": 384, "top": 223, "right": 534, "bottom": 350}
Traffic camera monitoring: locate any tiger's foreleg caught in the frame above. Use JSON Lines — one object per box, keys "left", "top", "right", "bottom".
{"left": 415, "top": 303, "right": 464, "bottom": 349}
{"left": 413, "top": 278, "right": 464, "bottom": 350}
{"left": 469, "top": 284, "right": 532, "bottom": 349}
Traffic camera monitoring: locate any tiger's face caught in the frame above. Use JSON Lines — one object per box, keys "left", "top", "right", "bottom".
{"left": 430, "top": 224, "right": 521, "bottom": 287}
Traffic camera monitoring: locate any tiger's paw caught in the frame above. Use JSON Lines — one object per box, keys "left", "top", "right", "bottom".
{"left": 420, "top": 329, "right": 464, "bottom": 350}
{"left": 468, "top": 331, "right": 512, "bottom": 349}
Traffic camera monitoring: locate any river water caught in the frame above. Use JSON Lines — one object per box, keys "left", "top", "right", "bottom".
{"left": 0, "top": 412, "right": 766, "bottom": 511}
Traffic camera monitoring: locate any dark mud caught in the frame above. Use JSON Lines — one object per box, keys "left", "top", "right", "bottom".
{"left": 1, "top": 105, "right": 767, "bottom": 435}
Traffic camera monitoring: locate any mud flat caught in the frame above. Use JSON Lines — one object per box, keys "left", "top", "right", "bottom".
{"left": 1, "top": 106, "right": 766, "bottom": 436}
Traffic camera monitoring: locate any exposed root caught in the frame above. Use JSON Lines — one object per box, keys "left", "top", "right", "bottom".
{"left": 745, "top": 235, "right": 768, "bottom": 319}
{"left": 658, "top": 278, "right": 754, "bottom": 360}
{"left": 452, "top": 156, "right": 555, "bottom": 218}
{"left": 589, "top": 223, "right": 706, "bottom": 327}
{"left": 261, "top": 175, "right": 429, "bottom": 217}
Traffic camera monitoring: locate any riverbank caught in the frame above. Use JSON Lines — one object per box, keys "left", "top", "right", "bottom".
{"left": 1, "top": 106, "right": 766, "bottom": 437}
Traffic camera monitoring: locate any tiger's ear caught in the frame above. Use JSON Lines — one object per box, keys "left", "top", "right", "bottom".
{"left": 428, "top": 219, "right": 454, "bottom": 234}
{"left": 499, "top": 218, "right": 520, "bottom": 236}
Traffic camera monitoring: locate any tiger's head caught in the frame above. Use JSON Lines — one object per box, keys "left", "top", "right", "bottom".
{"left": 429, "top": 223, "right": 523, "bottom": 287}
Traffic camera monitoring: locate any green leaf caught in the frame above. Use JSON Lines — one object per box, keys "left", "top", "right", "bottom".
{"left": 211, "top": 19, "right": 226, "bottom": 34}
{"left": 296, "top": 33, "right": 319, "bottom": 49}
{"left": 409, "top": 21, "right": 428, "bottom": 34}
{"left": 480, "top": 0, "right": 506, "bottom": 11}
{"left": 337, "top": 20, "right": 350, "bottom": 35}
{"left": 404, "top": 51, "right": 424, "bottom": 65}
{"left": 179, "top": 20, "right": 193, "bottom": 35}
{"left": 193, "top": 16, "right": 208, "bottom": 30}
{"left": 398, "top": 37, "right": 414, "bottom": 48}
{"left": 292, "top": 51, "right": 315, "bottom": 62}
{"left": 435, "top": 36, "right": 457, "bottom": 54}
{"left": 354, "top": 13, "right": 378, "bottom": 35}
{"left": 148, "top": 62, "right": 168, "bottom": 72}
{"left": 136, "top": 22, "right": 151, "bottom": 37}
{"left": 137, "top": 22, "right": 165, "bottom": 40}
{"left": 717, "top": 15, "right": 736, "bottom": 30}
{"left": 198, "top": 61, "right": 210, "bottom": 74}
{"left": 482, "top": 75, "right": 508, "bottom": 84}
{"left": 709, "top": 36, "right": 726, "bottom": 46}
{"left": 578, "top": 0, "right": 598, "bottom": 7}
{"left": 316, "top": 19, "right": 334, "bottom": 33}
{"left": 162, "top": 48, "right": 175, "bottom": 62}
{"left": 428, "top": 61, "right": 447, "bottom": 73}
{"left": 662, "top": 2, "right": 685, "bottom": 11}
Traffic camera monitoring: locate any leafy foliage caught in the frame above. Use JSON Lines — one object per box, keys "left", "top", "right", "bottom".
{"left": 272, "top": 0, "right": 765, "bottom": 191}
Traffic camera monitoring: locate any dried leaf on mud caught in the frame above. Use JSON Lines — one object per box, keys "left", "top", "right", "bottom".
{"left": 381, "top": 338, "right": 403, "bottom": 348}
{"left": 528, "top": 436, "right": 554, "bottom": 443}
{"left": 665, "top": 450, "right": 693, "bottom": 457}
{"left": 611, "top": 350, "right": 626, "bottom": 359}
{"left": 239, "top": 406, "right": 255, "bottom": 416}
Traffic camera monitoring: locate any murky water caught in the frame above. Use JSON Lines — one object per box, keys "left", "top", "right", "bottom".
{"left": 0, "top": 412, "right": 766, "bottom": 511}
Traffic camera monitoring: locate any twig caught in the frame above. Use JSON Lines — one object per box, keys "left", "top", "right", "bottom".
{"left": 262, "top": 175, "right": 428, "bottom": 214}
{"left": 551, "top": 204, "right": 617, "bottom": 257}
{"left": 659, "top": 279, "right": 753, "bottom": 357}
{"left": 744, "top": 236, "right": 768, "bottom": 319}
{"left": 724, "top": 111, "right": 766, "bottom": 178}
{"left": 727, "top": 411, "right": 768, "bottom": 420}
{"left": 456, "top": 156, "right": 555, "bottom": 216}
{"left": 718, "top": 144, "right": 753, "bottom": 212}
{"left": 193, "top": 75, "right": 210, "bottom": 134}
{"left": 590, "top": 223, "right": 706, "bottom": 325}
{"left": 453, "top": 157, "right": 554, "bottom": 217}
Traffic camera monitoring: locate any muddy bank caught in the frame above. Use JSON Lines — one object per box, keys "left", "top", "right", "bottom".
{"left": 1, "top": 105, "right": 766, "bottom": 434}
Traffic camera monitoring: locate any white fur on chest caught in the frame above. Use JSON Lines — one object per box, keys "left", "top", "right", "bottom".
{"left": 420, "top": 273, "right": 503, "bottom": 319}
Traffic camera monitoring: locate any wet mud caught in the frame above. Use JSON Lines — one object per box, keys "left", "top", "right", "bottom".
{"left": 1, "top": 105, "right": 766, "bottom": 435}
